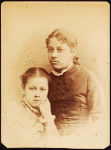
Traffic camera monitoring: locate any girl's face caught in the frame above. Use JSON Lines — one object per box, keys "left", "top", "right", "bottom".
{"left": 23, "top": 77, "right": 48, "bottom": 108}
{"left": 47, "top": 37, "right": 76, "bottom": 73}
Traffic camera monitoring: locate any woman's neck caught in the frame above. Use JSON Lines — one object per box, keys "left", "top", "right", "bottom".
{"left": 52, "top": 60, "right": 74, "bottom": 76}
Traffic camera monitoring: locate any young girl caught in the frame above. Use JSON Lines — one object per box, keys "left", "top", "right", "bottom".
{"left": 2, "top": 67, "right": 60, "bottom": 148}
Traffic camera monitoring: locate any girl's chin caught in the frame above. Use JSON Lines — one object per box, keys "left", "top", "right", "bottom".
{"left": 32, "top": 105, "right": 39, "bottom": 108}
{"left": 30, "top": 103, "right": 39, "bottom": 108}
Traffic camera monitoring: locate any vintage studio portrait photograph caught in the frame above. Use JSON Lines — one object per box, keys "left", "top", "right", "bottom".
{"left": 1, "top": 1, "right": 110, "bottom": 148}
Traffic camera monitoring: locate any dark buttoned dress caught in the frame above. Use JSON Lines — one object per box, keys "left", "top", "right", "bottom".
{"left": 48, "top": 63, "right": 104, "bottom": 136}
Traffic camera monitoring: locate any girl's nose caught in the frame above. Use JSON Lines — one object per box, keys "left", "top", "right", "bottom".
{"left": 34, "top": 90, "right": 40, "bottom": 97}
{"left": 52, "top": 49, "right": 58, "bottom": 57}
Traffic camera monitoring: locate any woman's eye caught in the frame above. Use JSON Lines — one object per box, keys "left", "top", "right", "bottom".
{"left": 58, "top": 48, "right": 63, "bottom": 52}
{"left": 48, "top": 48, "right": 53, "bottom": 52}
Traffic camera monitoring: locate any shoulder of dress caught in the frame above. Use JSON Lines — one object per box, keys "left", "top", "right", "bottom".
{"left": 81, "top": 67, "right": 97, "bottom": 78}
{"left": 75, "top": 66, "right": 96, "bottom": 77}
{"left": 63, "top": 64, "right": 81, "bottom": 80}
{"left": 80, "top": 67, "right": 101, "bottom": 86}
{"left": 64, "top": 65, "right": 96, "bottom": 82}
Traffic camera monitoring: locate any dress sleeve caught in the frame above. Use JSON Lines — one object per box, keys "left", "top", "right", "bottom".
{"left": 1, "top": 101, "right": 23, "bottom": 148}
{"left": 76, "top": 71, "right": 108, "bottom": 148}
{"left": 85, "top": 70, "right": 108, "bottom": 140}
{"left": 86, "top": 70, "right": 106, "bottom": 121}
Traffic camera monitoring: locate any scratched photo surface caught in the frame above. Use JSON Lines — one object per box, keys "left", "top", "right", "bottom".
{"left": 1, "top": 2, "right": 110, "bottom": 148}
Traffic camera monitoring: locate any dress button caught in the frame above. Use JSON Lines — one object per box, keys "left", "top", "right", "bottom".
{"left": 66, "top": 85, "right": 70, "bottom": 90}
{"left": 61, "top": 92, "right": 64, "bottom": 95}
{"left": 62, "top": 86, "right": 65, "bottom": 89}
{"left": 54, "top": 98, "right": 57, "bottom": 101}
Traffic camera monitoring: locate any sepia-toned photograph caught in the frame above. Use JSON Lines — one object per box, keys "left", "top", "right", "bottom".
{"left": 1, "top": 1, "right": 110, "bottom": 148}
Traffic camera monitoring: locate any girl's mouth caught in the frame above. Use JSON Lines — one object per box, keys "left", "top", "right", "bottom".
{"left": 33, "top": 100, "right": 41, "bottom": 101}
{"left": 51, "top": 61, "right": 59, "bottom": 64}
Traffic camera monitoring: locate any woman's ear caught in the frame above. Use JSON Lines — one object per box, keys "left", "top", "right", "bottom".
{"left": 71, "top": 47, "right": 77, "bottom": 58}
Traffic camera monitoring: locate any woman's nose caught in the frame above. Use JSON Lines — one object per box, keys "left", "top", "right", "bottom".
{"left": 52, "top": 49, "right": 58, "bottom": 57}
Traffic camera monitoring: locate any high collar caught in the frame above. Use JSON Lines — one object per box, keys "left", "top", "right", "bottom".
{"left": 50, "top": 63, "right": 81, "bottom": 83}
{"left": 50, "top": 64, "right": 81, "bottom": 91}
{"left": 51, "top": 60, "right": 74, "bottom": 76}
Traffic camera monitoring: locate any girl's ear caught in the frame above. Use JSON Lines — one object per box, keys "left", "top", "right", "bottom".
{"left": 21, "top": 89, "right": 25, "bottom": 95}
{"left": 71, "top": 47, "right": 77, "bottom": 58}
{"left": 21, "top": 85, "right": 25, "bottom": 95}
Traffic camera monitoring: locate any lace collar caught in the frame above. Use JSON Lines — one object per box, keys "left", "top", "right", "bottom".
{"left": 51, "top": 60, "right": 73, "bottom": 76}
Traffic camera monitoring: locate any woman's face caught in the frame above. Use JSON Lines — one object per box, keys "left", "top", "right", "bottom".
{"left": 47, "top": 37, "right": 76, "bottom": 73}
{"left": 23, "top": 77, "right": 48, "bottom": 108}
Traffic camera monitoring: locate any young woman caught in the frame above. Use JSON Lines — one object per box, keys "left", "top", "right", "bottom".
{"left": 46, "top": 28, "right": 106, "bottom": 148}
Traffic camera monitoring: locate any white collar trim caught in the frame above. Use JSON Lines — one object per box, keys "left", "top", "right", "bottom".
{"left": 51, "top": 60, "right": 73, "bottom": 76}
{"left": 23, "top": 97, "right": 39, "bottom": 113}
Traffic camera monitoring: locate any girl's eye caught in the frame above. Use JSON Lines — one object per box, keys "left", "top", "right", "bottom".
{"left": 29, "top": 87, "right": 33, "bottom": 90}
{"left": 40, "top": 88, "right": 46, "bottom": 91}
